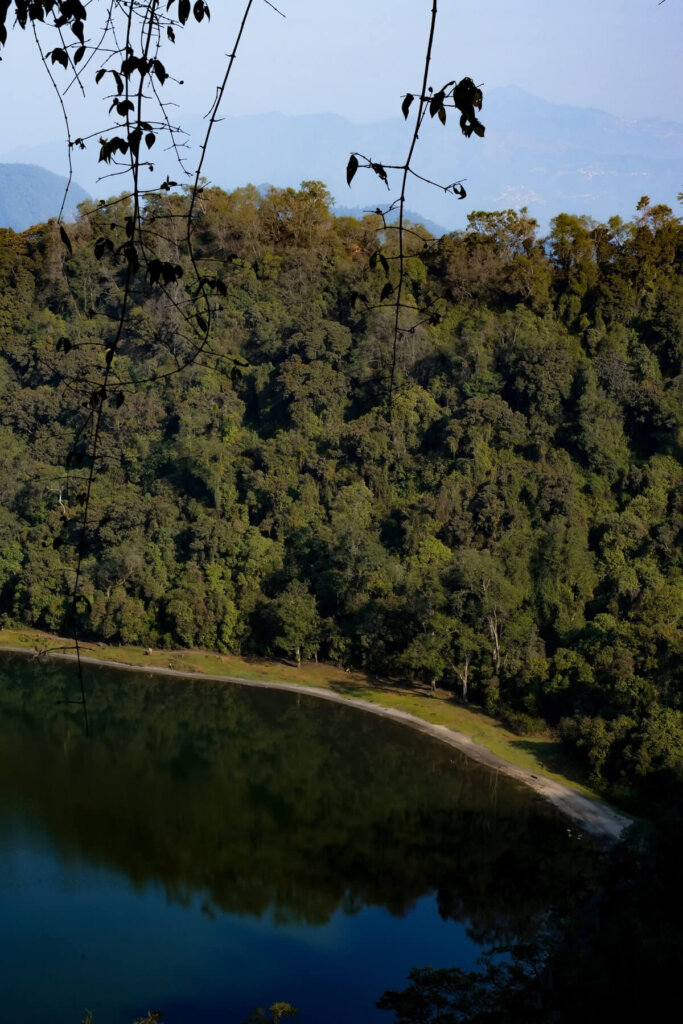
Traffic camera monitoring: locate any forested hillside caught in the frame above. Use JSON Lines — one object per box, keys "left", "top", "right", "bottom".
{"left": 1, "top": 184, "right": 681, "bottom": 805}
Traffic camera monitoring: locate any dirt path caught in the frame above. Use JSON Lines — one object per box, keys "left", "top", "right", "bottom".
{"left": 3, "top": 645, "right": 633, "bottom": 845}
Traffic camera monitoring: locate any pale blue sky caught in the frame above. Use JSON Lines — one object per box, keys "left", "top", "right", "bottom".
{"left": 1, "top": 1, "right": 681, "bottom": 139}
{"left": 211, "top": 0, "right": 683, "bottom": 121}
{"left": 0, "top": 1, "right": 680, "bottom": 162}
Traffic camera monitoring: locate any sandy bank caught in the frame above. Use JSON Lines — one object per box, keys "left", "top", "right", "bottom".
{"left": 3, "top": 645, "right": 633, "bottom": 845}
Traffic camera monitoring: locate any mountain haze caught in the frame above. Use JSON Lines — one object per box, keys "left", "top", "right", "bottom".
{"left": 1, "top": 88, "right": 679, "bottom": 232}
{"left": 0, "top": 164, "right": 90, "bottom": 232}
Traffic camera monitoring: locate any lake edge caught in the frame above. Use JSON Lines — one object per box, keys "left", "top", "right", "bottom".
{"left": 0, "top": 634, "right": 633, "bottom": 844}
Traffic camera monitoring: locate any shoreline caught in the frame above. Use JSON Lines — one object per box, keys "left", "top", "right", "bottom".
{"left": 1, "top": 642, "right": 633, "bottom": 845}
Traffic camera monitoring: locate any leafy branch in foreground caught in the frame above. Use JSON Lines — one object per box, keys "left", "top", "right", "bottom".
{"left": 346, "top": 0, "right": 484, "bottom": 410}
{"left": 1, "top": 0, "right": 272, "bottom": 728}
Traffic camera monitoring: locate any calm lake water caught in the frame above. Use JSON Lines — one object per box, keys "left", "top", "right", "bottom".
{"left": 0, "top": 654, "right": 598, "bottom": 1024}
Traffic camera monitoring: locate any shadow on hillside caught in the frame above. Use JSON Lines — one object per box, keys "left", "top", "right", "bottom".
{"left": 509, "top": 737, "right": 586, "bottom": 782}
{"left": 327, "top": 674, "right": 436, "bottom": 701}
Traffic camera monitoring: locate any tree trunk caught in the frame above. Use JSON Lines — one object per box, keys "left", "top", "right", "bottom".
{"left": 455, "top": 656, "right": 470, "bottom": 702}
{"left": 488, "top": 609, "right": 501, "bottom": 673}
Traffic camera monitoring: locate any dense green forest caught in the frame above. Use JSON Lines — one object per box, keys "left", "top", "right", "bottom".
{"left": 1, "top": 184, "right": 681, "bottom": 807}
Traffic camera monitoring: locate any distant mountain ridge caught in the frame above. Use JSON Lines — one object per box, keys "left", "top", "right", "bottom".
{"left": 0, "top": 164, "right": 90, "bottom": 232}
{"left": 333, "top": 205, "right": 447, "bottom": 238}
{"left": 1, "top": 88, "right": 680, "bottom": 232}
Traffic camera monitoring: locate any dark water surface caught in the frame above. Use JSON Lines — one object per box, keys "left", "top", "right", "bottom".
{"left": 0, "top": 654, "right": 598, "bottom": 1024}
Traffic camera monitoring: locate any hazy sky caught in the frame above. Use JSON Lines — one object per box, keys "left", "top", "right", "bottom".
{"left": 0, "top": 0, "right": 680, "bottom": 152}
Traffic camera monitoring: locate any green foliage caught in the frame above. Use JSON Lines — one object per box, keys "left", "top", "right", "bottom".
{"left": 273, "top": 579, "right": 321, "bottom": 666}
{"left": 1, "top": 189, "right": 681, "bottom": 799}
{"left": 243, "top": 1004, "right": 298, "bottom": 1024}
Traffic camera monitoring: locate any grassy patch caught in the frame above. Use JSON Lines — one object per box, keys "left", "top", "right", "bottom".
{"left": 0, "top": 627, "right": 591, "bottom": 793}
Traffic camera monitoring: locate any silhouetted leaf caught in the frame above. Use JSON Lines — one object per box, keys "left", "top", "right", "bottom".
{"left": 73, "top": 45, "right": 85, "bottom": 64}
{"left": 52, "top": 536, "right": 63, "bottom": 550}
{"left": 401, "top": 93, "right": 414, "bottom": 119}
{"left": 429, "top": 90, "right": 445, "bottom": 118}
{"left": 167, "top": 25, "right": 175, "bottom": 43}
{"left": 49, "top": 47, "right": 68, "bottom": 69}
{"left": 160, "top": 262, "right": 177, "bottom": 284}
{"left": 116, "top": 392, "right": 125, "bottom": 409}
{"left": 115, "top": 99, "right": 134, "bottom": 116}
{"left": 128, "top": 128, "right": 142, "bottom": 157}
{"left": 197, "top": 315, "right": 208, "bottom": 332}
{"left": 124, "top": 242, "right": 139, "bottom": 273}
{"left": 148, "top": 259, "right": 162, "bottom": 285}
{"left": 178, "top": 0, "right": 190, "bottom": 24}
{"left": 438, "top": 106, "right": 446, "bottom": 125}
{"left": 379, "top": 254, "right": 389, "bottom": 276}
{"left": 346, "top": 154, "right": 358, "bottom": 187}
{"left": 120, "top": 55, "right": 138, "bottom": 78}
{"left": 452, "top": 78, "right": 485, "bottom": 139}
{"left": 452, "top": 77, "right": 476, "bottom": 113}
{"left": 59, "top": 226, "right": 72, "bottom": 255}
{"left": 371, "top": 162, "right": 389, "bottom": 188}
{"left": 94, "top": 236, "right": 113, "bottom": 260}
{"left": 129, "top": 128, "right": 143, "bottom": 155}
{"left": 145, "top": 131, "right": 156, "bottom": 149}
{"left": 380, "top": 282, "right": 393, "bottom": 301}
{"left": 153, "top": 59, "right": 167, "bottom": 84}
{"left": 99, "top": 136, "right": 128, "bottom": 163}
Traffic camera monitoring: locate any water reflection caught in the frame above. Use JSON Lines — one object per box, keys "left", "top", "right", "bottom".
{"left": 0, "top": 655, "right": 596, "bottom": 933}
{"left": 0, "top": 654, "right": 599, "bottom": 1022}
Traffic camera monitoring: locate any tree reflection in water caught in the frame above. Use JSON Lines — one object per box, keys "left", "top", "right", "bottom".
{"left": 0, "top": 654, "right": 603, "bottom": 1020}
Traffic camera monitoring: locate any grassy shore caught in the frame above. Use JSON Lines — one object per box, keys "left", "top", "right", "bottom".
{"left": 0, "top": 625, "right": 593, "bottom": 793}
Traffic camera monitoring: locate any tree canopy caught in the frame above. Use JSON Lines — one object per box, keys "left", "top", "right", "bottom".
{"left": 1, "top": 188, "right": 681, "bottom": 806}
